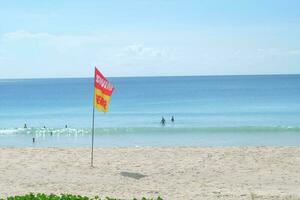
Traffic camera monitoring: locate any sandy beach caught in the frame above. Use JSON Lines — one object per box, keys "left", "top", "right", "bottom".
{"left": 0, "top": 147, "right": 300, "bottom": 200}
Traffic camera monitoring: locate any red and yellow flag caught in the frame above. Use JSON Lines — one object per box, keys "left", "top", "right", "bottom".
{"left": 94, "top": 67, "right": 114, "bottom": 112}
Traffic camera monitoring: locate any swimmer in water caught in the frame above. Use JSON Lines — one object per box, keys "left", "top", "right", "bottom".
{"left": 161, "top": 117, "right": 166, "bottom": 126}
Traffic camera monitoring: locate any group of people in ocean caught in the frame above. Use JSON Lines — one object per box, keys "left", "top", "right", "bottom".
{"left": 160, "top": 116, "right": 174, "bottom": 126}
{"left": 25, "top": 115, "right": 174, "bottom": 143}
{"left": 24, "top": 123, "right": 68, "bottom": 128}
{"left": 23, "top": 123, "right": 68, "bottom": 143}
{"left": 24, "top": 123, "right": 68, "bottom": 129}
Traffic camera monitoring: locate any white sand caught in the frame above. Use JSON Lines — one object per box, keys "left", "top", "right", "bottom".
{"left": 0, "top": 147, "right": 300, "bottom": 200}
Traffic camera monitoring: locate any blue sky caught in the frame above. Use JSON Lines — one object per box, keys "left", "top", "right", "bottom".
{"left": 0, "top": 0, "right": 299, "bottom": 78}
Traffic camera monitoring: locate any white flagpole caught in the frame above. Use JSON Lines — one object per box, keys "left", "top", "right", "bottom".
{"left": 91, "top": 105, "right": 95, "bottom": 167}
{"left": 91, "top": 70, "right": 96, "bottom": 167}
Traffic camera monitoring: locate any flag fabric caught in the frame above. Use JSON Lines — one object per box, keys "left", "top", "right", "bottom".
{"left": 94, "top": 67, "right": 114, "bottom": 112}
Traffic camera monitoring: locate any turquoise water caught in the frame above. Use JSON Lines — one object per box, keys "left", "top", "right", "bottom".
{"left": 0, "top": 75, "right": 300, "bottom": 147}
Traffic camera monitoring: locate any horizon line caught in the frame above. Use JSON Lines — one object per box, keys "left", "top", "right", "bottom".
{"left": 0, "top": 72, "right": 299, "bottom": 80}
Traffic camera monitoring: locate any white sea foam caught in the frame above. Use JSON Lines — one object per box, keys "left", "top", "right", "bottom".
{"left": 1, "top": 126, "right": 300, "bottom": 137}
{"left": 0, "top": 128, "right": 25, "bottom": 135}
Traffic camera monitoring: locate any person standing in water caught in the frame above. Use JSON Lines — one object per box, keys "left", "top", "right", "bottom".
{"left": 24, "top": 123, "right": 27, "bottom": 129}
{"left": 161, "top": 117, "right": 166, "bottom": 126}
{"left": 171, "top": 116, "right": 174, "bottom": 123}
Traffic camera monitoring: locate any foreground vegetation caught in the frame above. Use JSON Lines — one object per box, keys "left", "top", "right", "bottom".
{"left": 1, "top": 193, "right": 163, "bottom": 200}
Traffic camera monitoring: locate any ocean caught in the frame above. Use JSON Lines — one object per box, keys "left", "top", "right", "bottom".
{"left": 0, "top": 75, "right": 300, "bottom": 147}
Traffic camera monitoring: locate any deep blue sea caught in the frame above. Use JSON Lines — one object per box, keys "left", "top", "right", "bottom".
{"left": 0, "top": 75, "right": 300, "bottom": 147}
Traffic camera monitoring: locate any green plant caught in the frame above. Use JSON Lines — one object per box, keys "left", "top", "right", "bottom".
{"left": 0, "top": 193, "right": 163, "bottom": 200}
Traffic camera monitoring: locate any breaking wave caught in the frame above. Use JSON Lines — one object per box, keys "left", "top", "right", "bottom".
{"left": 1, "top": 126, "right": 300, "bottom": 136}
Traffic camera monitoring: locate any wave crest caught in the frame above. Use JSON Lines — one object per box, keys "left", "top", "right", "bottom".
{"left": 1, "top": 126, "right": 300, "bottom": 135}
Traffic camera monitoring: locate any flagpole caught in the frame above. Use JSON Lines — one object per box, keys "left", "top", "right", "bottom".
{"left": 91, "top": 70, "right": 96, "bottom": 168}
{"left": 91, "top": 105, "right": 95, "bottom": 167}
{"left": 91, "top": 67, "right": 114, "bottom": 168}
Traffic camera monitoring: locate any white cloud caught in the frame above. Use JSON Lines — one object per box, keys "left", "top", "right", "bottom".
{"left": 4, "top": 30, "right": 53, "bottom": 40}
{"left": 0, "top": 30, "right": 178, "bottom": 78}
{"left": 2, "top": 31, "right": 174, "bottom": 61}
{"left": 256, "top": 48, "right": 300, "bottom": 56}
{"left": 2, "top": 30, "right": 109, "bottom": 50}
{"left": 288, "top": 50, "right": 300, "bottom": 55}
{"left": 118, "top": 44, "right": 172, "bottom": 59}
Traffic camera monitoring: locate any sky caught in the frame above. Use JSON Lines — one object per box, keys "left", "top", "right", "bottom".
{"left": 0, "top": 0, "right": 299, "bottom": 78}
